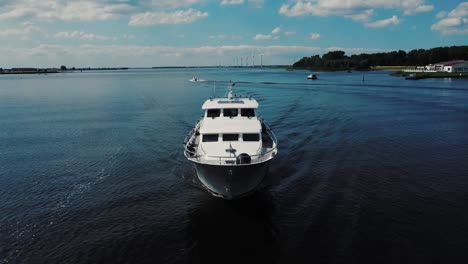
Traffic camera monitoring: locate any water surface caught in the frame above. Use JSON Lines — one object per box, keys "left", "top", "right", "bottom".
{"left": 1, "top": 68, "right": 468, "bottom": 263}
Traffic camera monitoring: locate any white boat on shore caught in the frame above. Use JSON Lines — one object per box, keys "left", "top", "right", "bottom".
{"left": 183, "top": 82, "right": 278, "bottom": 199}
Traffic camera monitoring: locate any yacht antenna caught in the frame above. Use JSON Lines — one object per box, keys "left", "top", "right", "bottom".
{"left": 213, "top": 80, "right": 216, "bottom": 96}
{"left": 227, "top": 81, "right": 235, "bottom": 100}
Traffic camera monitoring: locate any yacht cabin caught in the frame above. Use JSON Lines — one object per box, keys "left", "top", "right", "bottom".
{"left": 198, "top": 97, "right": 262, "bottom": 161}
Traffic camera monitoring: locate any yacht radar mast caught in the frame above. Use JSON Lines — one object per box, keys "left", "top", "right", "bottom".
{"left": 227, "top": 82, "right": 236, "bottom": 100}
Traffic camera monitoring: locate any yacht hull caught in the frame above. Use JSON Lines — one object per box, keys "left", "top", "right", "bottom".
{"left": 192, "top": 161, "right": 270, "bottom": 199}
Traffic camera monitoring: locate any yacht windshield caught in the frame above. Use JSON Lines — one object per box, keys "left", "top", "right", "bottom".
{"left": 207, "top": 109, "right": 221, "bottom": 118}
{"left": 241, "top": 108, "right": 255, "bottom": 117}
{"left": 202, "top": 134, "right": 218, "bottom": 142}
{"left": 223, "top": 134, "right": 239, "bottom": 141}
{"left": 243, "top": 133, "right": 260, "bottom": 142}
{"left": 223, "top": 108, "right": 238, "bottom": 117}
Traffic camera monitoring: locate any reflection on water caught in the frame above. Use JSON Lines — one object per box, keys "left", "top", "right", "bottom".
{"left": 187, "top": 191, "right": 278, "bottom": 264}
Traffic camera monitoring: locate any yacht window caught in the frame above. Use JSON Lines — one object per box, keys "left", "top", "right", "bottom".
{"left": 241, "top": 108, "right": 255, "bottom": 117}
{"left": 202, "top": 134, "right": 218, "bottom": 142}
{"left": 207, "top": 109, "right": 221, "bottom": 118}
{"left": 223, "top": 108, "right": 238, "bottom": 117}
{"left": 223, "top": 134, "right": 239, "bottom": 141}
{"left": 243, "top": 133, "right": 260, "bottom": 142}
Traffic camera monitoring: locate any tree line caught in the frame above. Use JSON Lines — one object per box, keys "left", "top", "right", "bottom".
{"left": 292, "top": 45, "right": 468, "bottom": 70}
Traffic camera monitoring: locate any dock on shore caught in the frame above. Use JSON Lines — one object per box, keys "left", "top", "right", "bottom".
{"left": 392, "top": 71, "right": 468, "bottom": 80}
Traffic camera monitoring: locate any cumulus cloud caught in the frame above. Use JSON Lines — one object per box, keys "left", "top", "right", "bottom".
{"left": 0, "top": 22, "right": 41, "bottom": 38}
{"left": 279, "top": 0, "right": 432, "bottom": 26}
{"left": 221, "top": 0, "right": 244, "bottom": 5}
{"left": 309, "top": 33, "right": 320, "bottom": 40}
{"left": 346, "top": 9, "right": 375, "bottom": 22}
{"left": 54, "top": 31, "right": 115, "bottom": 41}
{"left": 144, "top": 0, "right": 207, "bottom": 9}
{"left": 0, "top": 0, "right": 134, "bottom": 22}
{"left": 220, "top": 0, "right": 264, "bottom": 7}
{"left": 436, "top": 11, "right": 447, "bottom": 19}
{"left": 365, "top": 16, "right": 401, "bottom": 28}
{"left": 129, "top": 8, "right": 208, "bottom": 26}
{"left": 253, "top": 27, "right": 282, "bottom": 40}
{"left": 0, "top": 0, "right": 211, "bottom": 24}
{"left": 431, "top": 2, "right": 468, "bottom": 35}
{"left": 284, "top": 31, "right": 296, "bottom": 36}
{"left": 414, "top": 5, "right": 433, "bottom": 14}
{"left": 253, "top": 34, "right": 279, "bottom": 40}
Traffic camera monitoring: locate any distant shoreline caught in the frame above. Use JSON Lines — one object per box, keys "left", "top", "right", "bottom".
{"left": 0, "top": 67, "right": 129, "bottom": 75}
{"left": 2, "top": 66, "right": 466, "bottom": 80}
{"left": 0, "top": 65, "right": 289, "bottom": 75}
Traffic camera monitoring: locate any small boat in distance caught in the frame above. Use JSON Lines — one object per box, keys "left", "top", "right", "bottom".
{"left": 183, "top": 82, "right": 278, "bottom": 199}
{"left": 307, "top": 74, "right": 317, "bottom": 80}
{"left": 189, "top": 76, "right": 206, "bottom": 82}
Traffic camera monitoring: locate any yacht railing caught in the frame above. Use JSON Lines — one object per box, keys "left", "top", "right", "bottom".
{"left": 183, "top": 119, "right": 278, "bottom": 166}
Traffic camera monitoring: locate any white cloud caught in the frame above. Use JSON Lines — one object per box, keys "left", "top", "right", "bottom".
{"left": 309, "top": 33, "right": 320, "bottom": 40}
{"left": 209, "top": 34, "right": 227, "bottom": 39}
{"left": 272, "top": 27, "right": 281, "bottom": 34}
{"left": 248, "top": 0, "right": 264, "bottom": 8}
{"left": 436, "top": 11, "right": 447, "bottom": 19}
{"left": 326, "top": 46, "right": 391, "bottom": 54}
{"left": 432, "top": 17, "right": 462, "bottom": 29}
{"left": 284, "top": 31, "right": 296, "bottom": 36}
{"left": 221, "top": 0, "right": 244, "bottom": 5}
{"left": 0, "top": 0, "right": 134, "bottom": 22}
{"left": 145, "top": 0, "right": 206, "bottom": 9}
{"left": 431, "top": 2, "right": 468, "bottom": 35}
{"left": 414, "top": 5, "right": 433, "bottom": 14}
{"left": 129, "top": 8, "right": 208, "bottom": 26}
{"left": 345, "top": 9, "right": 375, "bottom": 22}
{"left": 0, "top": 22, "right": 40, "bottom": 38}
{"left": 0, "top": 44, "right": 322, "bottom": 67}
{"left": 365, "top": 15, "right": 400, "bottom": 28}
{"left": 253, "top": 34, "right": 279, "bottom": 40}
{"left": 54, "top": 31, "right": 115, "bottom": 41}
{"left": 0, "top": 0, "right": 212, "bottom": 23}
{"left": 0, "top": 44, "right": 398, "bottom": 67}
{"left": 254, "top": 27, "right": 282, "bottom": 41}
{"left": 279, "top": 0, "right": 432, "bottom": 25}
{"left": 448, "top": 2, "right": 468, "bottom": 17}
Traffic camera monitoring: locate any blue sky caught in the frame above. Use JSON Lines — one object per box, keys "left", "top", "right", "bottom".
{"left": 0, "top": 0, "right": 467, "bottom": 67}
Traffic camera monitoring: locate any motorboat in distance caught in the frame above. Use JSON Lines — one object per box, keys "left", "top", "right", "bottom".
{"left": 189, "top": 76, "right": 205, "bottom": 82}
{"left": 307, "top": 74, "right": 317, "bottom": 80}
{"left": 183, "top": 82, "right": 278, "bottom": 199}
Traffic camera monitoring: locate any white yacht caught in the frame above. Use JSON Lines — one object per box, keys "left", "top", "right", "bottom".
{"left": 307, "top": 73, "right": 317, "bottom": 80}
{"left": 184, "top": 82, "right": 278, "bottom": 199}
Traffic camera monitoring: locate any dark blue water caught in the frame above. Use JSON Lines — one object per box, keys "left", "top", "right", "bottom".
{"left": 1, "top": 69, "right": 468, "bottom": 263}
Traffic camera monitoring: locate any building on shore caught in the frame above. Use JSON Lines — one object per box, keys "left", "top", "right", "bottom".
{"left": 405, "top": 60, "right": 468, "bottom": 73}
{"left": 428, "top": 60, "right": 468, "bottom": 73}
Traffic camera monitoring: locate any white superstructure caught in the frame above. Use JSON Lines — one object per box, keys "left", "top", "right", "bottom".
{"left": 184, "top": 82, "right": 277, "bottom": 199}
